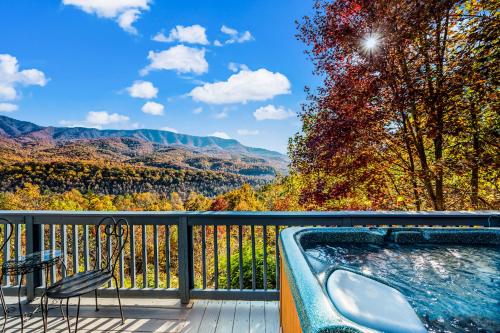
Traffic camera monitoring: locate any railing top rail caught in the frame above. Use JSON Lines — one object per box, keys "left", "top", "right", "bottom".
{"left": 0, "top": 210, "right": 497, "bottom": 226}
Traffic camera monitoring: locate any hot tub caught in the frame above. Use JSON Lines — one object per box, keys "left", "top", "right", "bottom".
{"left": 279, "top": 227, "right": 500, "bottom": 333}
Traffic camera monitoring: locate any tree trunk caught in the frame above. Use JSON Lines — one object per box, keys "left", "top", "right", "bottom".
{"left": 470, "top": 104, "right": 480, "bottom": 209}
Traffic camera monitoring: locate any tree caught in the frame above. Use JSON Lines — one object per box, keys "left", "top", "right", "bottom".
{"left": 292, "top": 0, "right": 499, "bottom": 210}
{"left": 170, "top": 192, "right": 185, "bottom": 211}
{"left": 221, "top": 184, "right": 264, "bottom": 211}
{"left": 184, "top": 192, "right": 212, "bottom": 211}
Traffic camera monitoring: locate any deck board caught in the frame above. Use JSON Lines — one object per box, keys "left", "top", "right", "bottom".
{"left": 232, "top": 300, "right": 251, "bottom": 333}
{"left": 249, "top": 301, "right": 266, "bottom": 333}
{"left": 198, "top": 300, "right": 222, "bottom": 333}
{"left": 181, "top": 299, "right": 207, "bottom": 333}
{"left": 214, "top": 300, "right": 237, "bottom": 333}
{"left": 265, "top": 301, "right": 280, "bottom": 333}
{"left": 2, "top": 298, "right": 278, "bottom": 332}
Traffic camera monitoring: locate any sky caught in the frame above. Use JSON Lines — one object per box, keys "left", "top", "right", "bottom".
{"left": 0, "top": 0, "right": 319, "bottom": 153}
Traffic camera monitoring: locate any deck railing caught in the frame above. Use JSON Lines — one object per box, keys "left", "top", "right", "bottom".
{"left": 0, "top": 211, "right": 497, "bottom": 303}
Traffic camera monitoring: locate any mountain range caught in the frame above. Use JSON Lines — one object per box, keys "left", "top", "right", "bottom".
{"left": 0, "top": 115, "right": 288, "bottom": 197}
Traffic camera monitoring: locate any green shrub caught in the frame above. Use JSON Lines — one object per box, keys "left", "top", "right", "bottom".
{"left": 219, "top": 241, "right": 276, "bottom": 289}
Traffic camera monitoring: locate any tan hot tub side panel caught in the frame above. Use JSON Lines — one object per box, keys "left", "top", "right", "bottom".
{"left": 280, "top": 257, "right": 303, "bottom": 333}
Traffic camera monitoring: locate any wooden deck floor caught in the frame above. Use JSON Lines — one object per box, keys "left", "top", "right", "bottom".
{"left": 2, "top": 297, "right": 280, "bottom": 332}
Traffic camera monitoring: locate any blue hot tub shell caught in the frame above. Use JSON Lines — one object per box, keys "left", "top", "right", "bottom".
{"left": 278, "top": 227, "right": 500, "bottom": 333}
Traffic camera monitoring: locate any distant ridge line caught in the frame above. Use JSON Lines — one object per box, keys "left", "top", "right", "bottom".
{"left": 0, "top": 115, "right": 285, "bottom": 159}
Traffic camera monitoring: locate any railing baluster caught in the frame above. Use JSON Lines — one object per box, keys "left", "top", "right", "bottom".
{"left": 238, "top": 226, "right": 243, "bottom": 290}
{"left": 119, "top": 230, "right": 124, "bottom": 288}
{"left": 263, "top": 225, "right": 267, "bottom": 291}
{"left": 251, "top": 225, "right": 256, "bottom": 290}
{"left": 83, "top": 225, "right": 89, "bottom": 272}
{"left": 72, "top": 225, "right": 79, "bottom": 273}
{"left": 61, "top": 225, "right": 67, "bottom": 278}
{"left": 129, "top": 225, "right": 136, "bottom": 288}
{"left": 3, "top": 223, "right": 11, "bottom": 286}
{"left": 226, "top": 225, "right": 231, "bottom": 290}
{"left": 96, "top": 225, "right": 101, "bottom": 271}
{"left": 201, "top": 225, "right": 206, "bottom": 289}
{"left": 214, "top": 225, "right": 218, "bottom": 289}
{"left": 50, "top": 225, "right": 55, "bottom": 284}
{"left": 275, "top": 225, "right": 279, "bottom": 290}
{"left": 14, "top": 223, "right": 21, "bottom": 285}
{"left": 40, "top": 223, "right": 45, "bottom": 286}
{"left": 107, "top": 230, "right": 111, "bottom": 287}
{"left": 165, "top": 225, "right": 170, "bottom": 288}
{"left": 142, "top": 225, "right": 147, "bottom": 288}
{"left": 153, "top": 225, "right": 159, "bottom": 288}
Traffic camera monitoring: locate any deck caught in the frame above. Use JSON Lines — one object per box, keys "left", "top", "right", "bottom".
{"left": 3, "top": 297, "right": 280, "bottom": 333}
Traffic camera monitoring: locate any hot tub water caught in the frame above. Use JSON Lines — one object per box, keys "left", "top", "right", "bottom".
{"left": 305, "top": 243, "right": 500, "bottom": 332}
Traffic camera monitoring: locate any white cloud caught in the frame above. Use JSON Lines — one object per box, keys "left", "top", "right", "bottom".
{"left": 237, "top": 129, "right": 259, "bottom": 136}
{"left": 221, "top": 25, "right": 238, "bottom": 35}
{"left": 213, "top": 40, "right": 223, "bottom": 47}
{"left": 254, "top": 104, "right": 295, "bottom": 121}
{"left": 210, "top": 131, "right": 231, "bottom": 139}
{"left": 141, "top": 101, "right": 164, "bottom": 115}
{"left": 213, "top": 110, "right": 228, "bottom": 119}
{"left": 117, "top": 9, "right": 141, "bottom": 34}
{"left": 153, "top": 25, "right": 209, "bottom": 45}
{"left": 60, "top": 111, "right": 133, "bottom": 129}
{"left": 127, "top": 80, "right": 158, "bottom": 99}
{"left": 160, "top": 126, "right": 178, "bottom": 133}
{"left": 0, "top": 103, "right": 18, "bottom": 112}
{"left": 141, "top": 45, "right": 208, "bottom": 76}
{"left": 193, "top": 107, "right": 203, "bottom": 114}
{"left": 86, "top": 111, "right": 129, "bottom": 125}
{"left": 62, "top": 0, "right": 151, "bottom": 34}
{"left": 189, "top": 68, "right": 290, "bottom": 104}
{"left": 228, "top": 62, "right": 249, "bottom": 73}
{"left": 0, "top": 54, "right": 48, "bottom": 101}
{"left": 220, "top": 25, "right": 253, "bottom": 45}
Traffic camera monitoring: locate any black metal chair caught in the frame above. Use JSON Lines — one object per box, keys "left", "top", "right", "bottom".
{"left": 0, "top": 217, "right": 14, "bottom": 333}
{"left": 41, "top": 217, "right": 129, "bottom": 333}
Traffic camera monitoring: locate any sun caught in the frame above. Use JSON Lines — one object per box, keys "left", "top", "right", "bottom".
{"left": 361, "top": 33, "right": 381, "bottom": 54}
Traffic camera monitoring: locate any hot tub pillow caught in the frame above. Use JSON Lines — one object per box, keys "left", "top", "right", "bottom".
{"left": 327, "top": 269, "right": 427, "bottom": 333}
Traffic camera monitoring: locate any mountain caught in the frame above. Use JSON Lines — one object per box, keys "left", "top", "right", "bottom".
{"left": 0, "top": 115, "right": 285, "bottom": 159}
{"left": 0, "top": 115, "right": 288, "bottom": 197}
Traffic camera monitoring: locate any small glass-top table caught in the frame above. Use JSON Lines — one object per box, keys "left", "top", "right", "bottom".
{"left": 1, "top": 250, "right": 63, "bottom": 332}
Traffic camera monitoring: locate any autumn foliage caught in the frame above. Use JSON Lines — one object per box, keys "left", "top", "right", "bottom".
{"left": 290, "top": 0, "right": 499, "bottom": 210}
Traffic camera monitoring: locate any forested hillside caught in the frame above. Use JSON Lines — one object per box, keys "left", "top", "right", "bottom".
{"left": 0, "top": 162, "right": 265, "bottom": 197}
{"left": 0, "top": 116, "right": 287, "bottom": 197}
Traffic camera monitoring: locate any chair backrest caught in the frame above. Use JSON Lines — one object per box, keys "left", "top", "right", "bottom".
{"left": 0, "top": 218, "right": 14, "bottom": 254}
{"left": 94, "top": 217, "right": 129, "bottom": 273}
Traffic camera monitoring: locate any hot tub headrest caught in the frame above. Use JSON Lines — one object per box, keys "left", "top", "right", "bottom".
{"left": 327, "top": 269, "right": 427, "bottom": 333}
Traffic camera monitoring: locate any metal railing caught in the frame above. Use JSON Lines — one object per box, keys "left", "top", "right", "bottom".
{"left": 0, "top": 211, "right": 497, "bottom": 304}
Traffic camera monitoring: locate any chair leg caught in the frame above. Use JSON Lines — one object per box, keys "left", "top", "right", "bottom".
{"left": 43, "top": 294, "right": 49, "bottom": 332}
{"left": 74, "top": 297, "right": 81, "bottom": 333}
{"left": 42, "top": 266, "right": 49, "bottom": 332}
{"left": 41, "top": 294, "right": 46, "bottom": 332}
{"left": 0, "top": 284, "right": 7, "bottom": 333}
{"left": 60, "top": 299, "right": 65, "bottom": 321}
{"left": 94, "top": 289, "right": 99, "bottom": 311}
{"left": 17, "top": 273, "right": 24, "bottom": 333}
{"left": 65, "top": 298, "right": 71, "bottom": 333}
{"left": 113, "top": 277, "right": 124, "bottom": 325}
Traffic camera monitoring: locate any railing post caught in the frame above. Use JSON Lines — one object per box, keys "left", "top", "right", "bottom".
{"left": 25, "top": 216, "right": 42, "bottom": 301}
{"left": 178, "top": 216, "right": 193, "bottom": 304}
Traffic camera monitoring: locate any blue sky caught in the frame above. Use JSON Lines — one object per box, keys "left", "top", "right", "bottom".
{"left": 0, "top": 0, "right": 318, "bottom": 153}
